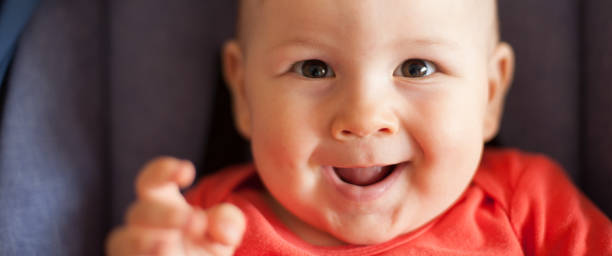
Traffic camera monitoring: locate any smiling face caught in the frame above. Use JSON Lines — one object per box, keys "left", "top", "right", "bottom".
{"left": 224, "top": 0, "right": 514, "bottom": 246}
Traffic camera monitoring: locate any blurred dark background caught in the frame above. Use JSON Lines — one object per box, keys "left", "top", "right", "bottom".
{"left": 0, "top": 0, "right": 610, "bottom": 255}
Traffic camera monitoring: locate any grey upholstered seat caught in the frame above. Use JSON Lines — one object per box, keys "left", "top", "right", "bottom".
{"left": 0, "top": 0, "right": 610, "bottom": 255}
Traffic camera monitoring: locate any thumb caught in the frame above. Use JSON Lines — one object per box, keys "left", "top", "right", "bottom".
{"left": 136, "top": 157, "right": 196, "bottom": 204}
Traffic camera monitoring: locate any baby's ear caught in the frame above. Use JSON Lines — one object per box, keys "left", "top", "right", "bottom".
{"left": 223, "top": 40, "right": 251, "bottom": 139}
{"left": 483, "top": 42, "right": 515, "bottom": 142}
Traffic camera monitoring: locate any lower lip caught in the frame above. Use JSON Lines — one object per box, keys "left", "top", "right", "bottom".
{"left": 322, "top": 163, "right": 406, "bottom": 202}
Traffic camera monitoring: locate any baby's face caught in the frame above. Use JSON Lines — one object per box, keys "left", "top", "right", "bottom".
{"left": 225, "top": 0, "right": 513, "bottom": 245}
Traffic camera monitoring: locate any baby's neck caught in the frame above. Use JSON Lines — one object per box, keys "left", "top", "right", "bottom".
{"left": 262, "top": 191, "right": 348, "bottom": 247}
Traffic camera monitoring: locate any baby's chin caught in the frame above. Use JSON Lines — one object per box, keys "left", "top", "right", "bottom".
{"left": 323, "top": 213, "right": 416, "bottom": 245}
{"left": 331, "top": 223, "right": 407, "bottom": 245}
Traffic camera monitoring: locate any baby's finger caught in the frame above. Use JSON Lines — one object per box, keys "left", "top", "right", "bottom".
{"left": 205, "top": 203, "right": 247, "bottom": 247}
{"left": 187, "top": 239, "right": 236, "bottom": 256}
{"left": 182, "top": 205, "right": 245, "bottom": 256}
{"left": 136, "top": 157, "right": 196, "bottom": 202}
{"left": 126, "top": 200, "right": 194, "bottom": 229}
{"left": 182, "top": 207, "right": 208, "bottom": 239}
{"left": 106, "top": 226, "right": 179, "bottom": 256}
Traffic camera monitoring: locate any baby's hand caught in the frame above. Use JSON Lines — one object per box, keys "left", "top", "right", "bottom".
{"left": 106, "top": 157, "right": 246, "bottom": 256}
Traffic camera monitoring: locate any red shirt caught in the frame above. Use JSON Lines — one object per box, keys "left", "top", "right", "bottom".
{"left": 186, "top": 149, "right": 612, "bottom": 255}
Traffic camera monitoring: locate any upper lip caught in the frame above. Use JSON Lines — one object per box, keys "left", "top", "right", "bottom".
{"left": 329, "top": 161, "right": 406, "bottom": 169}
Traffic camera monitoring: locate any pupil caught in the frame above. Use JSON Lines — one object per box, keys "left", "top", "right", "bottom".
{"left": 403, "top": 60, "right": 428, "bottom": 77}
{"left": 302, "top": 60, "right": 327, "bottom": 78}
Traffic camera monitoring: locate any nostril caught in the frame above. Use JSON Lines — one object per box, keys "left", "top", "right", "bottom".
{"left": 341, "top": 130, "right": 352, "bottom": 136}
{"left": 379, "top": 128, "right": 392, "bottom": 134}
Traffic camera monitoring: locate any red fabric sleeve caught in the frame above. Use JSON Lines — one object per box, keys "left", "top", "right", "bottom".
{"left": 508, "top": 155, "right": 612, "bottom": 255}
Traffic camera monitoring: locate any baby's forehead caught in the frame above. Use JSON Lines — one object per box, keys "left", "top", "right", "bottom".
{"left": 237, "top": 0, "right": 499, "bottom": 52}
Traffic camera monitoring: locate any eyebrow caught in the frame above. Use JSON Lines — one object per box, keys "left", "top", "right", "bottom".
{"left": 392, "top": 38, "right": 462, "bottom": 51}
{"left": 268, "top": 36, "right": 462, "bottom": 53}
{"left": 267, "top": 37, "right": 336, "bottom": 53}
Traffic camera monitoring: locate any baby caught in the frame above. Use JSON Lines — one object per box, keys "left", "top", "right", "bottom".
{"left": 107, "top": 0, "right": 612, "bottom": 255}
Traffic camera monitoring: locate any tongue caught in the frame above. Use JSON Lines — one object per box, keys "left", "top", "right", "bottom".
{"left": 334, "top": 166, "right": 393, "bottom": 186}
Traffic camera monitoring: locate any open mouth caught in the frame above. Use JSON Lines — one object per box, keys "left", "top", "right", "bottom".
{"left": 323, "top": 162, "right": 407, "bottom": 201}
{"left": 333, "top": 164, "right": 398, "bottom": 186}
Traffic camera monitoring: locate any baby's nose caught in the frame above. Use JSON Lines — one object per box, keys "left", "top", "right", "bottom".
{"left": 330, "top": 101, "right": 399, "bottom": 141}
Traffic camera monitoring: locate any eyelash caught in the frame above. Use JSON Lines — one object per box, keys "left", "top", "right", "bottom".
{"left": 289, "top": 58, "right": 438, "bottom": 79}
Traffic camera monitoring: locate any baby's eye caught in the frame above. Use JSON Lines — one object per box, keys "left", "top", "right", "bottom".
{"left": 291, "top": 59, "right": 335, "bottom": 78}
{"left": 393, "top": 59, "right": 437, "bottom": 78}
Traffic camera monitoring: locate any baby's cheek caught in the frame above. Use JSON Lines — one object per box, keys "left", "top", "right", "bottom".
{"left": 410, "top": 101, "right": 484, "bottom": 189}
{"left": 250, "top": 114, "right": 313, "bottom": 174}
